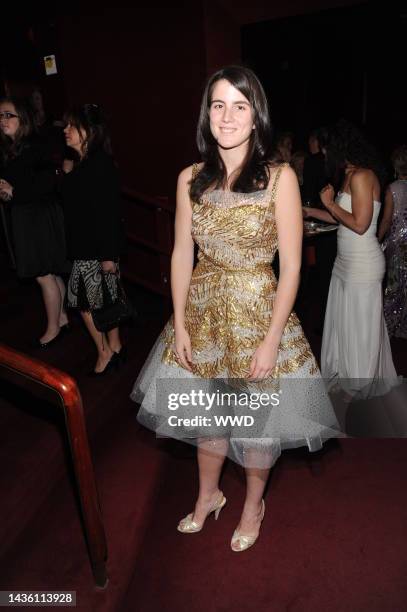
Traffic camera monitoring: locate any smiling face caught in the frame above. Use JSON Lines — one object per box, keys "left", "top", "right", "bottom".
{"left": 0, "top": 101, "right": 20, "bottom": 140}
{"left": 208, "top": 79, "right": 255, "bottom": 152}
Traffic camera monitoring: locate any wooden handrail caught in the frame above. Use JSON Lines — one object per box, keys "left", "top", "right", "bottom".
{"left": 0, "top": 343, "right": 108, "bottom": 588}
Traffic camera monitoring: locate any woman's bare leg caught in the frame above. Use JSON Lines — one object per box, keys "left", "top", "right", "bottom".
{"left": 188, "top": 438, "right": 228, "bottom": 525}
{"left": 54, "top": 275, "right": 68, "bottom": 326}
{"left": 81, "top": 311, "right": 113, "bottom": 372}
{"left": 107, "top": 327, "right": 121, "bottom": 353}
{"left": 232, "top": 464, "right": 270, "bottom": 549}
{"left": 36, "top": 274, "right": 62, "bottom": 343}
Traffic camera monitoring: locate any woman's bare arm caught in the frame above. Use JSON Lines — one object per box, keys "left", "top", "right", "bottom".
{"left": 321, "top": 170, "right": 374, "bottom": 235}
{"left": 170, "top": 166, "right": 195, "bottom": 369}
{"left": 249, "top": 165, "right": 303, "bottom": 379}
{"left": 303, "top": 206, "right": 337, "bottom": 224}
{"left": 266, "top": 165, "right": 302, "bottom": 342}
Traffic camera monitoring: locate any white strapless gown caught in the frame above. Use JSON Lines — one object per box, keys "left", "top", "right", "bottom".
{"left": 321, "top": 192, "right": 398, "bottom": 396}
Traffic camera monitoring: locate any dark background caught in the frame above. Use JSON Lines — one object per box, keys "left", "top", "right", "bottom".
{"left": 1, "top": 2, "right": 406, "bottom": 194}
{"left": 242, "top": 3, "right": 407, "bottom": 156}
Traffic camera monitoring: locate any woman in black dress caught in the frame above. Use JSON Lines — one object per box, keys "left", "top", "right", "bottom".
{"left": 0, "top": 97, "right": 68, "bottom": 346}
{"left": 61, "top": 104, "right": 124, "bottom": 374}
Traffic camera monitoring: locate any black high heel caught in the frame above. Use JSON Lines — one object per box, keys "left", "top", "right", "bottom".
{"left": 88, "top": 355, "right": 117, "bottom": 377}
{"left": 113, "top": 346, "right": 127, "bottom": 367}
{"left": 36, "top": 323, "right": 70, "bottom": 349}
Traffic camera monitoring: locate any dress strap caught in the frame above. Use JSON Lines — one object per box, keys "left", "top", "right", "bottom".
{"left": 189, "top": 163, "right": 200, "bottom": 208}
{"left": 269, "top": 162, "right": 288, "bottom": 201}
{"left": 191, "top": 162, "right": 200, "bottom": 180}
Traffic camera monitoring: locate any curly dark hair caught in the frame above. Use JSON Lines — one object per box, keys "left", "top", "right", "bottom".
{"left": 190, "top": 65, "right": 274, "bottom": 202}
{"left": 0, "top": 97, "right": 35, "bottom": 163}
{"left": 324, "top": 119, "right": 386, "bottom": 186}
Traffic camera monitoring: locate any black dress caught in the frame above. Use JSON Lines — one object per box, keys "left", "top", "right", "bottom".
{"left": 1, "top": 136, "right": 68, "bottom": 278}
{"left": 60, "top": 148, "right": 125, "bottom": 311}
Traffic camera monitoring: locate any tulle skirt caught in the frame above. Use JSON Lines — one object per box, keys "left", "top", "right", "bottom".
{"left": 131, "top": 322, "right": 340, "bottom": 470}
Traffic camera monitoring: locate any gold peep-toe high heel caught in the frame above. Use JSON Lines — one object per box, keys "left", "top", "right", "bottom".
{"left": 230, "top": 499, "right": 265, "bottom": 552}
{"left": 177, "top": 492, "right": 227, "bottom": 533}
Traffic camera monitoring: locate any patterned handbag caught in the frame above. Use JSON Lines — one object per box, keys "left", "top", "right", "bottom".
{"left": 92, "top": 272, "right": 135, "bottom": 332}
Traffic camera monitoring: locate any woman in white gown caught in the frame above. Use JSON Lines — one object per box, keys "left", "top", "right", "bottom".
{"left": 303, "top": 120, "right": 398, "bottom": 397}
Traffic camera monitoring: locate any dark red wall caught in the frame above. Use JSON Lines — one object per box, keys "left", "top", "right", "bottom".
{"left": 21, "top": 1, "right": 365, "bottom": 200}
{"left": 203, "top": 1, "right": 241, "bottom": 76}
{"left": 56, "top": 6, "right": 207, "bottom": 198}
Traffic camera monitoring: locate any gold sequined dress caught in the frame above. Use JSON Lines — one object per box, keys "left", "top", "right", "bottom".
{"left": 131, "top": 164, "right": 339, "bottom": 468}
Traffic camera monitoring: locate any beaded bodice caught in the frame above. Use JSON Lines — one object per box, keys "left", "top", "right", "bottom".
{"left": 191, "top": 167, "right": 282, "bottom": 272}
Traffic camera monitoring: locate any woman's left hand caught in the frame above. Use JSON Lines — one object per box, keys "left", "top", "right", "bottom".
{"left": 320, "top": 184, "right": 335, "bottom": 210}
{"left": 248, "top": 339, "right": 278, "bottom": 381}
{"left": 62, "top": 159, "right": 74, "bottom": 174}
{"left": 101, "top": 260, "right": 117, "bottom": 273}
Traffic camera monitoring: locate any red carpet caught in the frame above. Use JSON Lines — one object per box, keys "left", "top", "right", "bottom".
{"left": 1, "top": 255, "right": 407, "bottom": 611}
{"left": 123, "top": 439, "right": 407, "bottom": 612}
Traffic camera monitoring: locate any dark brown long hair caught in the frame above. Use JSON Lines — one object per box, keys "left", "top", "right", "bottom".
{"left": 190, "top": 66, "right": 274, "bottom": 201}
{"left": 63, "top": 103, "right": 112, "bottom": 159}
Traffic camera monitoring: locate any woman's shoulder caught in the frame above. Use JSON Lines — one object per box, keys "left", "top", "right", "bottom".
{"left": 348, "top": 168, "right": 378, "bottom": 193}
{"left": 178, "top": 162, "right": 204, "bottom": 184}
{"left": 349, "top": 167, "right": 376, "bottom": 181}
{"left": 267, "top": 160, "right": 291, "bottom": 172}
{"left": 267, "top": 161, "right": 296, "bottom": 189}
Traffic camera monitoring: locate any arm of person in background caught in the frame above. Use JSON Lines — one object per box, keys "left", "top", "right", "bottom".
{"left": 302, "top": 205, "right": 337, "bottom": 224}
{"left": 320, "top": 170, "right": 374, "bottom": 235}
{"left": 171, "top": 165, "right": 195, "bottom": 371}
{"left": 377, "top": 187, "right": 394, "bottom": 242}
{"left": 248, "top": 165, "right": 302, "bottom": 380}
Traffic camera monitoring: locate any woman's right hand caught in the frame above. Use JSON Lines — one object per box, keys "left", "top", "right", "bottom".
{"left": 0, "top": 179, "right": 13, "bottom": 201}
{"left": 174, "top": 324, "right": 193, "bottom": 371}
{"left": 62, "top": 159, "right": 74, "bottom": 174}
{"left": 101, "top": 260, "right": 117, "bottom": 273}
{"left": 320, "top": 184, "right": 335, "bottom": 209}
{"left": 0, "top": 190, "right": 12, "bottom": 202}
